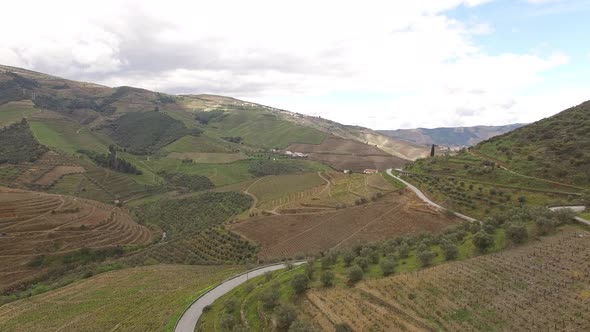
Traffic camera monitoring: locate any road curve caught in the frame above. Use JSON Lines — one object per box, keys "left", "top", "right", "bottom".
{"left": 174, "top": 262, "right": 305, "bottom": 332}
{"left": 386, "top": 168, "right": 478, "bottom": 223}
{"left": 549, "top": 206, "right": 590, "bottom": 227}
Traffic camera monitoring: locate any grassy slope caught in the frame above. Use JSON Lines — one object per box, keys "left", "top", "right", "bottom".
{"left": 403, "top": 152, "right": 585, "bottom": 219}
{"left": 0, "top": 101, "right": 39, "bottom": 127}
{"left": 0, "top": 265, "right": 244, "bottom": 332}
{"left": 475, "top": 100, "right": 590, "bottom": 187}
{"left": 206, "top": 110, "right": 327, "bottom": 149}
{"left": 29, "top": 117, "right": 110, "bottom": 154}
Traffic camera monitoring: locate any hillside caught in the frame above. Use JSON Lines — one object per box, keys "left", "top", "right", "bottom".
{"left": 0, "top": 186, "right": 152, "bottom": 293}
{"left": 300, "top": 225, "right": 590, "bottom": 331}
{"left": 380, "top": 123, "right": 524, "bottom": 147}
{"left": 474, "top": 101, "right": 590, "bottom": 187}
{"left": 0, "top": 64, "right": 427, "bottom": 162}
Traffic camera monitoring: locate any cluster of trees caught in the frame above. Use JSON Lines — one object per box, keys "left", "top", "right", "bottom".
{"left": 133, "top": 192, "right": 253, "bottom": 238}
{"left": 195, "top": 110, "right": 225, "bottom": 124}
{"left": 78, "top": 145, "right": 142, "bottom": 175}
{"left": 288, "top": 206, "right": 576, "bottom": 289}
{"left": 98, "top": 111, "right": 200, "bottom": 155}
{"left": 0, "top": 119, "right": 48, "bottom": 164}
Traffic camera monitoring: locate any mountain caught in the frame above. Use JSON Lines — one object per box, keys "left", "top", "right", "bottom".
{"left": 0, "top": 64, "right": 428, "bottom": 162}
{"left": 379, "top": 123, "right": 524, "bottom": 147}
{"left": 474, "top": 100, "right": 590, "bottom": 187}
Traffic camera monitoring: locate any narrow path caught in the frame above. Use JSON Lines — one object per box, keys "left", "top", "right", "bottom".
{"left": 174, "top": 262, "right": 306, "bottom": 332}
{"left": 317, "top": 171, "right": 332, "bottom": 197}
{"left": 385, "top": 169, "right": 478, "bottom": 223}
{"left": 243, "top": 177, "right": 265, "bottom": 213}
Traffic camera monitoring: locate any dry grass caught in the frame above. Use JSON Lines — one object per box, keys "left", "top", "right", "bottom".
{"left": 0, "top": 264, "right": 243, "bottom": 332}
{"left": 0, "top": 186, "right": 152, "bottom": 291}
{"left": 230, "top": 190, "right": 458, "bottom": 261}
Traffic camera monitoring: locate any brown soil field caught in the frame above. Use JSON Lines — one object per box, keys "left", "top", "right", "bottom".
{"left": 33, "top": 165, "right": 85, "bottom": 186}
{"left": 301, "top": 225, "right": 590, "bottom": 332}
{"left": 0, "top": 186, "right": 152, "bottom": 291}
{"left": 286, "top": 136, "right": 408, "bottom": 171}
{"left": 230, "top": 189, "right": 458, "bottom": 261}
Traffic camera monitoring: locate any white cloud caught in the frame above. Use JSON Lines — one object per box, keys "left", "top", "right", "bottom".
{"left": 0, "top": 0, "right": 580, "bottom": 129}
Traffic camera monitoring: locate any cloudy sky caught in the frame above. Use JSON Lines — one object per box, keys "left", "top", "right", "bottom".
{"left": 1, "top": 0, "right": 589, "bottom": 129}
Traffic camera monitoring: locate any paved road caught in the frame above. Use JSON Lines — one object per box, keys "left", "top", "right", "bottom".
{"left": 174, "top": 262, "right": 305, "bottom": 332}
{"left": 549, "top": 206, "right": 590, "bottom": 226}
{"left": 386, "top": 168, "right": 478, "bottom": 223}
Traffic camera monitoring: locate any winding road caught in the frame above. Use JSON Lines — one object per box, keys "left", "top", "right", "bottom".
{"left": 385, "top": 168, "right": 479, "bottom": 223}
{"left": 549, "top": 206, "right": 590, "bottom": 226}
{"left": 174, "top": 262, "right": 305, "bottom": 332}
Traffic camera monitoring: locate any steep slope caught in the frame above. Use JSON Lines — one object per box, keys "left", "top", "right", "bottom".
{"left": 474, "top": 101, "right": 590, "bottom": 187}
{"left": 0, "top": 64, "right": 426, "bottom": 162}
{"left": 380, "top": 123, "right": 524, "bottom": 147}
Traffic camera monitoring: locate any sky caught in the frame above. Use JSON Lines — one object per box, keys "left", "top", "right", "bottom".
{"left": 1, "top": 0, "right": 589, "bottom": 129}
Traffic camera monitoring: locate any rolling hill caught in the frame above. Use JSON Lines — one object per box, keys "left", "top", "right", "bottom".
{"left": 474, "top": 101, "right": 590, "bottom": 187}
{"left": 380, "top": 123, "right": 524, "bottom": 147}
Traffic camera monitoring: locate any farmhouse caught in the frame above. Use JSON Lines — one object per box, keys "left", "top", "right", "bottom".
{"left": 284, "top": 150, "right": 308, "bottom": 158}
{"left": 363, "top": 169, "right": 378, "bottom": 174}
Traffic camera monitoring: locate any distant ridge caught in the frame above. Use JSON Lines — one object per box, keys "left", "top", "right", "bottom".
{"left": 379, "top": 123, "right": 525, "bottom": 147}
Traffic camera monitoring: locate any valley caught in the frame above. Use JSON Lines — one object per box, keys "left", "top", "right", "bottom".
{"left": 0, "top": 64, "right": 589, "bottom": 332}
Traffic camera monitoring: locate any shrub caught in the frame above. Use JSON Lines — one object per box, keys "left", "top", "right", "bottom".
{"left": 397, "top": 242, "right": 410, "bottom": 258}
{"left": 473, "top": 230, "right": 494, "bottom": 252}
{"left": 320, "top": 270, "right": 335, "bottom": 287}
{"left": 505, "top": 222, "right": 528, "bottom": 244}
{"left": 220, "top": 314, "right": 236, "bottom": 331}
{"left": 260, "top": 288, "right": 280, "bottom": 310}
{"left": 342, "top": 250, "right": 356, "bottom": 267}
{"left": 290, "top": 274, "right": 309, "bottom": 294}
{"left": 224, "top": 298, "right": 237, "bottom": 313}
{"left": 441, "top": 239, "right": 458, "bottom": 261}
{"left": 353, "top": 257, "right": 369, "bottom": 271}
{"left": 347, "top": 265, "right": 364, "bottom": 283}
{"left": 416, "top": 245, "right": 435, "bottom": 267}
{"left": 380, "top": 258, "right": 396, "bottom": 276}
{"left": 275, "top": 304, "right": 297, "bottom": 330}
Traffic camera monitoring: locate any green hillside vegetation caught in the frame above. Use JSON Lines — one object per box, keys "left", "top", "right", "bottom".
{"left": 0, "top": 265, "right": 244, "bottom": 332}
{"left": 162, "top": 135, "right": 234, "bottom": 153}
{"left": 204, "top": 108, "right": 327, "bottom": 148}
{"left": 248, "top": 159, "right": 321, "bottom": 176}
{"left": 29, "top": 117, "right": 110, "bottom": 154}
{"left": 475, "top": 101, "right": 590, "bottom": 187}
{"left": 200, "top": 206, "right": 576, "bottom": 331}
{"left": 0, "top": 101, "right": 39, "bottom": 126}
{"left": 99, "top": 111, "right": 201, "bottom": 154}
{"left": 79, "top": 145, "right": 142, "bottom": 175}
{"left": 402, "top": 152, "right": 584, "bottom": 219}
{"left": 134, "top": 192, "right": 252, "bottom": 238}
{"left": 0, "top": 119, "right": 48, "bottom": 164}
{"left": 158, "top": 170, "right": 214, "bottom": 191}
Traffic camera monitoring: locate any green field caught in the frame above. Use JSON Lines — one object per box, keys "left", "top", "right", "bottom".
{"left": 0, "top": 101, "right": 39, "bottom": 127}
{"left": 167, "top": 152, "right": 247, "bottom": 163}
{"left": 162, "top": 134, "right": 235, "bottom": 153}
{"left": 0, "top": 265, "right": 244, "bottom": 332}
{"left": 249, "top": 172, "right": 326, "bottom": 209}
{"left": 29, "top": 118, "right": 110, "bottom": 154}
{"left": 205, "top": 110, "right": 327, "bottom": 148}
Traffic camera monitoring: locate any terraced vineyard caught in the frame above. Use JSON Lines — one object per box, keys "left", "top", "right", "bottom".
{"left": 0, "top": 186, "right": 152, "bottom": 292}
{"left": 231, "top": 190, "right": 459, "bottom": 261}
{"left": 301, "top": 225, "right": 590, "bottom": 331}
{"left": 0, "top": 264, "right": 244, "bottom": 332}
